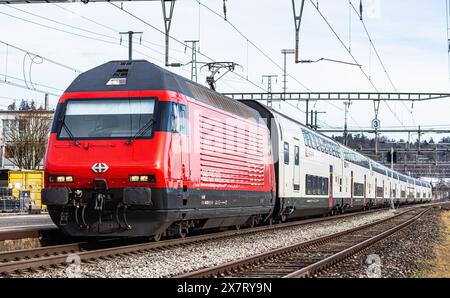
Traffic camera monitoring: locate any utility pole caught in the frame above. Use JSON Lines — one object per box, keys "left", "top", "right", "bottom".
{"left": 390, "top": 146, "right": 394, "bottom": 171}
{"left": 281, "top": 49, "right": 295, "bottom": 94}
{"left": 162, "top": 0, "right": 182, "bottom": 67}
{"left": 343, "top": 101, "right": 352, "bottom": 146}
{"left": 185, "top": 40, "right": 199, "bottom": 82}
{"left": 44, "top": 93, "right": 48, "bottom": 111}
{"left": 262, "top": 75, "right": 278, "bottom": 107}
{"left": 119, "top": 31, "right": 143, "bottom": 60}
{"left": 418, "top": 125, "right": 422, "bottom": 153}
{"left": 291, "top": 0, "right": 306, "bottom": 63}
{"left": 310, "top": 110, "right": 326, "bottom": 130}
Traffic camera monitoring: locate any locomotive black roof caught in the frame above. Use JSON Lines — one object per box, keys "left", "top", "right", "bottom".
{"left": 66, "top": 60, "right": 260, "bottom": 121}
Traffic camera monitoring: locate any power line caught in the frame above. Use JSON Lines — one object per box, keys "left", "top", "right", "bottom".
{"left": 0, "top": 10, "right": 118, "bottom": 45}
{"left": 308, "top": 0, "right": 406, "bottom": 128}
{"left": 192, "top": 0, "right": 360, "bottom": 124}
{"left": 52, "top": 3, "right": 188, "bottom": 55}
{"left": 5, "top": 4, "right": 120, "bottom": 43}
{"left": 0, "top": 9, "right": 173, "bottom": 65}
{"left": 194, "top": 0, "right": 311, "bottom": 91}
{"left": 0, "top": 79, "right": 60, "bottom": 97}
{"left": 0, "top": 40, "right": 81, "bottom": 73}
{"left": 5, "top": 4, "right": 179, "bottom": 61}
{"left": 0, "top": 72, "right": 64, "bottom": 92}
{"left": 349, "top": 1, "right": 416, "bottom": 126}
{"left": 108, "top": 1, "right": 267, "bottom": 92}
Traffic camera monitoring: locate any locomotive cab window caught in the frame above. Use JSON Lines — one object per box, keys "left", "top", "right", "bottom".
{"left": 58, "top": 98, "right": 156, "bottom": 139}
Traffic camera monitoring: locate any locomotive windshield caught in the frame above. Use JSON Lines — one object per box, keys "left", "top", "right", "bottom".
{"left": 58, "top": 98, "right": 155, "bottom": 139}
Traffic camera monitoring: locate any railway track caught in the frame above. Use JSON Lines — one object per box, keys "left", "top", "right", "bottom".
{"left": 0, "top": 226, "right": 58, "bottom": 241}
{"left": 0, "top": 203, "right": 441, "bottom": 276}
{"left": 178, "top": 206, "right": 434, "bottom": 278}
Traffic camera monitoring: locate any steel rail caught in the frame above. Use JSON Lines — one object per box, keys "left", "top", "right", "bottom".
{"left": 0, "top": 207, "right": 397, "bottom": 275}
{"left": 177, "top": 206, "right": 433, "bottom": 278}
{"left": 285, "top": 207, "right": 430, "bottom": 277}
{"left": 0, "top": 227, "right": 58, "bottom": 241}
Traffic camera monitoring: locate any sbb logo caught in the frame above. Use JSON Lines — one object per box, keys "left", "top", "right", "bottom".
{"left": 91, "top": 163, "right": 109, "bottom": 173}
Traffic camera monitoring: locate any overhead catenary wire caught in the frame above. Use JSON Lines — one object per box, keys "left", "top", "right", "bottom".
{"left": 5, "top": 4, "right": 184, "bottom": 62}
{"left": 191, "top": 0, "right": 362, "bottom": 128}
{"left": 193, "top": 0, "right": 311, "bottom": 91}
{"left": 308, "top": 0, "right": 406, "bottom": 128}
{"left": 191, "top": 0, "right": 359, "bottom": 125}
{"left": 108, "top": 1, "right": 268, "bottom": 92}
{"left": 0, "top": 9, "right": 172, "bottom": 66}
{"left": 1, "top": 3, "right": 262, "bottom": 94}
{"left": 0, "top": 79, "right": 61, "bottom": 97}
{"left": 0, "top": 40, "right": 82, "bottom": 73}
{"left": 52, "top": 3, "right": 187, "bottom": 54}
{"left": 349, "top": 0, "right": 416, "bottom": 126}
{"left": 108, "top": 0, "right": 362, "bottom": 126}
{"left": 0, "top": 72, "right": 65, "bottom": 92}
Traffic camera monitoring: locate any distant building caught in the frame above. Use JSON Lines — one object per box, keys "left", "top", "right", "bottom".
{"left": 0, "top": 109, "right": 54, "bottom": 170}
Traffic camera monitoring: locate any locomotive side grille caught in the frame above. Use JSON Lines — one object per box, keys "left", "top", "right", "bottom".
{"left": 186, "top": 82, "right": 259, "bottom": 121}
{"left": 199, "top": 115, "right": 265, "bottom": 187}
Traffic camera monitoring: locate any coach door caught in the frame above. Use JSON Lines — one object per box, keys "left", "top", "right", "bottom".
{"left": 293, "top": 139, "right": 300, "bottom": 192}
{"left": 350, "top": 171, "right": 354, "bottom": 208}
{"left": 329, "top": 165, "right": 334, "bottom": 208}
{"left": 363, "top": 175, "right": 367, "bottom": 207}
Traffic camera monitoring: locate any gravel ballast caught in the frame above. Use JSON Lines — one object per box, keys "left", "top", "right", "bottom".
{"left": 22, "top": 209, "right": 402, "bottom": 278}
{"left": 320, "top": 208, "right": 442, "bottom": 278}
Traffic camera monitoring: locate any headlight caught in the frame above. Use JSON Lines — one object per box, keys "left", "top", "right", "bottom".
{"left": 129, "top": 175, "right": 155, "bottom": 182}
{"left": 130, "top": 175, "right": 140, "bottom": 182}
{"left": 50, "top": 176, "right": 74, "bottom": 183}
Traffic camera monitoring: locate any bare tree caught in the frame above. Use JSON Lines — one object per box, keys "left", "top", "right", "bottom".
{"left": 4, "top": 110, "right": 51, "bottom": 170}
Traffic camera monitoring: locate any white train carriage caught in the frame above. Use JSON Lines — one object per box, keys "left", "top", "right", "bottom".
{"left": 240, "top": 100, "right": 433, "bottom": 221}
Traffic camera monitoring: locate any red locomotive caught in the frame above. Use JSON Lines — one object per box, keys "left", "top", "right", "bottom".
{"left": 43, "top": 60, "right": 275, "bottom": 238}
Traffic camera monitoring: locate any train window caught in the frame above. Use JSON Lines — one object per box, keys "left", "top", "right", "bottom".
{"left": 284, "top": 142, "right": 290, "bottom": 165}
{"left": 310, "top": 135, "right": 317, "bottom": 149}
{"left": 354, "top": 183, "right": 364, "bottom": 196}
{"left": 318, "top": 137, "right": 324, "bottom": 152}
{"left": 294, "top": 146, "right": 300, "bottom": 166}
{"left": 376, "top": 187, "right": 384, "bottom": 198}
{"left": 305, "top": 175, "right": 311, "bottom": 195}
{"left": 315, "top": 136, "right": 321, "bottom": 152}
{"left": 302, "top": 130, "right": 310, "bottom": 148}
{"left": 171, "top": 103, "right": 181, "bottom": 133}
{"left": 305, "top": 133, "right": 311, "bottom": 148}
{"left": 322, "top": 178, "right": 329, "bottom": 195}
{"left": 178, "top": 104, "right": 188, "bottom": 135}
{"left": 59, "top": 98, "right": 155, "bottom": 139}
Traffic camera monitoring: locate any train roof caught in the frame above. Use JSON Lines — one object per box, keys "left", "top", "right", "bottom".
{"left": 65, "top": 60, "right": 261, "bottom": 121}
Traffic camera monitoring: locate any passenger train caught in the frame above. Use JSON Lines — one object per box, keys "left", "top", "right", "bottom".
{"left": 42, "top": 60, "right": 433, "bottom": 238}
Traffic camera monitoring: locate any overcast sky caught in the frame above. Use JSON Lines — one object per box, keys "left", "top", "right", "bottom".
{"left": 0, "top": 0, "right": 449, "bottom": 142}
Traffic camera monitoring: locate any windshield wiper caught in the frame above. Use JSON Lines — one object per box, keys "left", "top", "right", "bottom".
{"left": 126, "top": 118, "right": 155, "bottom": 145}
{"left": 60, "top": 118, "right": 80, "bottom": 146}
